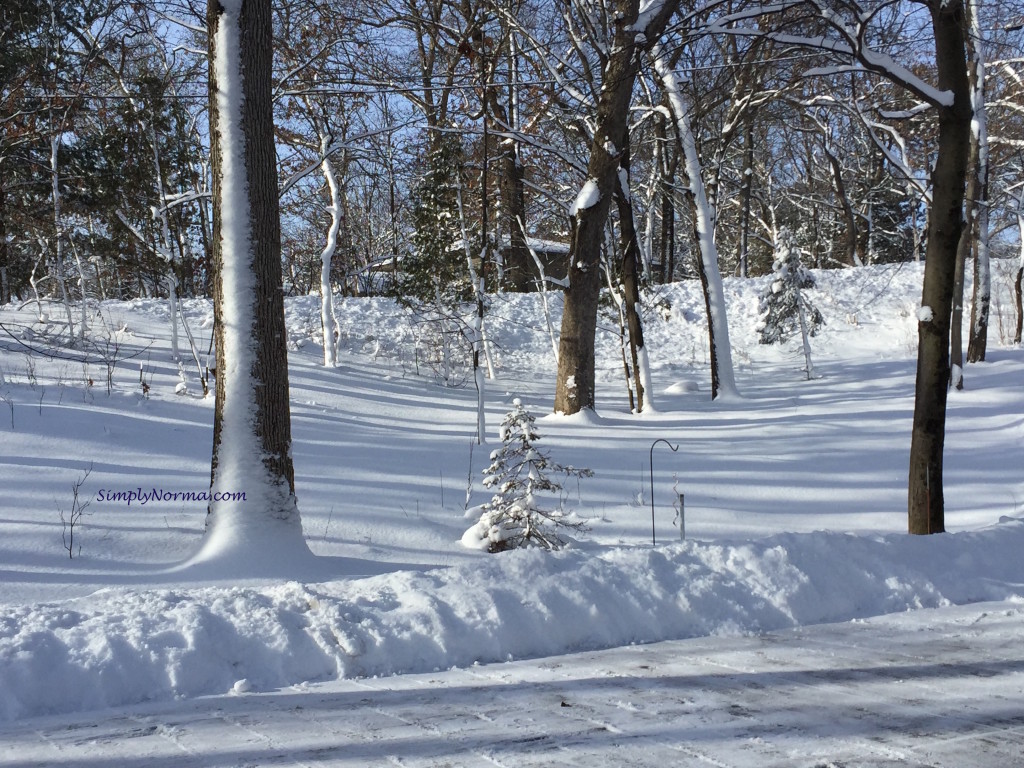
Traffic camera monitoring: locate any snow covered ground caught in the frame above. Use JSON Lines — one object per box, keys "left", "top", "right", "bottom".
{"left": 3, "top": 601, "right": 1023, "bottom": 767}
{"left": 1, "top": 262, "right": 1023, "bottom": 764}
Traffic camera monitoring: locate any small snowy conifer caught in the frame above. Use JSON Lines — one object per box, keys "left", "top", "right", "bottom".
{"left": 757, "top": 230, "right": 824, "bottom": 345}
{"left": 463, "top": 399, "right": 592, "bottom": 552}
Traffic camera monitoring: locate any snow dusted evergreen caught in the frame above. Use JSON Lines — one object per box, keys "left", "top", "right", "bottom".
{"left": 757, "top": 230, "right": 824, "bottom": 345}
{"left": 401, "top": 134, "right": 471, "bottom": 305}
{"left": 463, "top": 399, "right": 592, "bottom": 552}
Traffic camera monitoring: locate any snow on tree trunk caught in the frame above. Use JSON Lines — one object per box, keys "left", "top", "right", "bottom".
{"left": 651, "top": 45, "right": 738, "bottom": 401}
{"left": 318, "top": 135, "right": 342, "bottom": 368}
{"left": 196, "top": 0, "right": 310, "bottom": 569}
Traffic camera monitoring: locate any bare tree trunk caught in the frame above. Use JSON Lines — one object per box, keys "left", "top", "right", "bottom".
{"left": 1015, "top": 199, "right": 1024, "bottom": 345}
{"left": 0, "top": 164, "right": 10, "bottom": 305}
{"left": 652, "top": 44, "right": 739, "bottom": 400}
{"left": 614, "top": 137, "right": 651, "bottom": 412}
{"left": 50, "top": 134, "right": 76, "bottom": 341}
{"left": 738, "top": 119, "right": 754, "bottom": 278}
{"left": 950, "top": 213, "right": 968, "bottom": 390}
{"left": 965, "top": 0, "right": 990, "bottom": 364}
{"left": 908, "top": 0, "right": 971, "bottom": 535}
{"left": 319, "top": 134, "right": 342, "bottom": 368}
{"left": 202, "top": 0, "right": 307, "bottom": 563}
{"left": 553, "top": 0, "right": 679, "bottom": 415}
{"left": 824, "top": 143, "right": 862, "bottom": 267}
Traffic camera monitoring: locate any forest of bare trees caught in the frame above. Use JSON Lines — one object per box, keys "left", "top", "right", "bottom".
{"left": 3, "top": 0, "right": 1024, "bottom": 536}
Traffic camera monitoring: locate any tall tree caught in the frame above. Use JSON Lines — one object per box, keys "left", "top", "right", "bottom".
{"left": 707, "top": 0, "right": 972, "bottom": 531}
{"left": 200, "top": 0, "right": 310, "bottom": 564}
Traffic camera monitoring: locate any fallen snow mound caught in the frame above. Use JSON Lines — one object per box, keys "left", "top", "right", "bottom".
{"left": 3, "top": 518, "right": 1023, "bottom": 722}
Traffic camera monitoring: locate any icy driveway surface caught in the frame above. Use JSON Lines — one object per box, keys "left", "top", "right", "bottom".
{"left": 2, "top": 601, "right": 1022, "bottom": 768}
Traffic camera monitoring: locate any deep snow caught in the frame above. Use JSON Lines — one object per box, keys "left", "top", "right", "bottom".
{"left": 1, "top": 261, "right": 1024, "bottom": 762}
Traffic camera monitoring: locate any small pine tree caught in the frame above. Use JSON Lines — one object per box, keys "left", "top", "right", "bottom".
{"left": 463, "top": 399, "right": 592, "bottom": 552}
{"left": 757, "top": 230, "right": 824, "bottom": 345}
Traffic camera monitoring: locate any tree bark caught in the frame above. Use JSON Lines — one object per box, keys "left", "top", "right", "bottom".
{"left": 908, "top": 0, "right": 972, "bottom": 535}
{"left": 553, "top": 0, "right": 679, "bottom": 414}
{"left": 319, "top": 134, "right": 342, "bottom": 368}
{"left": 614, "top": 136, "right": 651, "bottom": 413}
{"left": 203, "top": 0, "right": 307, "bottom": 562}
{"left": 652, "top": 44, "right": 739, "bottom": 400}
{"left": 0, "top": 164, "right": 10, "bottom": 305}
{"left": 965, "top": 0, "right": 989, "bottom": 365}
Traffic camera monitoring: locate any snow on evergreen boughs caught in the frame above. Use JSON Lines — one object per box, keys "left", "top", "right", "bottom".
{"left": 756, "top": 230, "right": 824, "bottom": 345}
{"left": 401, "top": 134, "right": 472, "bottom": 306}
{"left": 462, "top": 399, "right": 592, "bottom": 552}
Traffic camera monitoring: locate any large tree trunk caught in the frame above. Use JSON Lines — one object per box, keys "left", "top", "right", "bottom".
{"left": 200, "top": 0, "right": 308, "bottom": 565}
{"left": 908, "top": 0, "right": 972, "bottom": 535}
{"left": 553, "top": 0, "right": 679, "bottom": 414}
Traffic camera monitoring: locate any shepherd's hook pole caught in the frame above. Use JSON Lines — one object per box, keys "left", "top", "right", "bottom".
{"left": 649, "top": 438, "right": 679, "bottom": 546}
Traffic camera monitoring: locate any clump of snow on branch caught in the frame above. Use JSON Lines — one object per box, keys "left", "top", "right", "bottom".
{"left": 569, "top": 179, "right": 600, "bottom": 216}
{"left": 757, "top": 230, "right": 824, "bottom": 345}
{"left": 463, "top": 399, "right": 592, "bottom": 552}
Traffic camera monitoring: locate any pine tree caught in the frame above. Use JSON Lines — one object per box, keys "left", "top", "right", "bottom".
{"left": 757, "top": 231, "right": 824, "bottom": 345}
{"left": 463, "top": 399, "right": 592, "bottom": 552}
{"left": 401, "top": 133, "right": 471, "bottom": 305}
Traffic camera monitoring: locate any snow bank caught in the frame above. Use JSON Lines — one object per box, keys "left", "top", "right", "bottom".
{"left": 2, "top": 517, "right": 1023, "bottom": 722}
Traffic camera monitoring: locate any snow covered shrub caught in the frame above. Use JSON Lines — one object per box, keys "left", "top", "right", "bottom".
{"left": 462, "top": 399, "right": 592, "bottom": 552}
{"left": 756, "top": 230, "right": 824, "bottom": 345}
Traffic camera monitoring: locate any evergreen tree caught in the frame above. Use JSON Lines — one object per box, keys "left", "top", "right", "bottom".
{"left": 401, "top": 133, "right": 471, "bottom": 305}
{"left": 757, "top": 231, "right": 824, "bottom": 345}
{"left": 463, "top": 399, "right": 592, "bottom": 552}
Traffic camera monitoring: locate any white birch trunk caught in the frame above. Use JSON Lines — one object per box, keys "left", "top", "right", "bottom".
{"left": 524, "top": 230, "right": 560, "bottom": 364}
{"left": 319, "top": 136, "right": 342, "bottom": 368}
{"left": 67, "top": 235, "right": 89, "bottom": 340}
{"left": 967, "top": 0, "right": 990, "bottom": 359}
{"left": 651, "top": 46, "right": 739, "bottom": 400}
{"left": 149, "top": 127, "right": 180, "bottom": 362}
{"left": 796, "top": 289, "right": 815, "bottom": 381}
{"left": 456, "top": 183, "right": 486, "bottom": 442}
{"left": 50, "top": 135, "right": 75, "bottom": 342}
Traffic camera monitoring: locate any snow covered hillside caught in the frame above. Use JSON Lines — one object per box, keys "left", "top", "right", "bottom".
{"left": 1, "top": 262, "right": 1024, "bottom": 725}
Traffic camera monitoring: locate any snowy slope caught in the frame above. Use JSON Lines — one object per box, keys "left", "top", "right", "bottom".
{"left": 1, "top": 262, "right": 1024, "bottom": 725}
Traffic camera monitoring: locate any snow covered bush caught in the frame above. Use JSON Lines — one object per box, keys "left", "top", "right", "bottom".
{"left": 756, "top": 230, "right": 824, "bottom": 345}
{"left": 462, "top": 399, "right": 592, "bottom": 552}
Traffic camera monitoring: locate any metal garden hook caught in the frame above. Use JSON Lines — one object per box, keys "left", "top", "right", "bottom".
{"left": 649, "top": 438, "right": 679, "bottom": 546}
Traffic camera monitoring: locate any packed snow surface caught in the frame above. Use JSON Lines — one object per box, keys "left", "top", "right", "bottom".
{"left": 2, "top": 262, "right": 1024, "bottom": 744}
